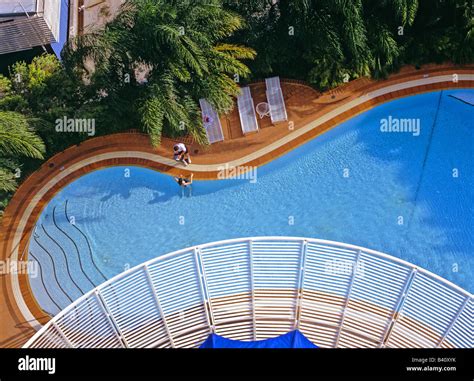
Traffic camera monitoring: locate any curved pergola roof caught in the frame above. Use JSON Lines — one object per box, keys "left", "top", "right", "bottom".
{"left": 24, "top": 237, "right": 472, "bottom": 348}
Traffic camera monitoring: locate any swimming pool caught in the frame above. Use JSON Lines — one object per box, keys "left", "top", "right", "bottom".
{"left": 29, "top": 90, "right": 473, "bottom": 314}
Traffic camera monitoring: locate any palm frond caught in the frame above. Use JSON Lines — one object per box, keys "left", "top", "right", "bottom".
{"left": 0, "top": 111, "right": 45, "bottom": 159}
{"left": 0, "top": 167, "right": 18, "bottom": 192}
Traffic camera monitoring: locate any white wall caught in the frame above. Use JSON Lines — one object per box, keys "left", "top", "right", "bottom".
{"left": 41, "top": 0, "right": 61, "bottom": 41}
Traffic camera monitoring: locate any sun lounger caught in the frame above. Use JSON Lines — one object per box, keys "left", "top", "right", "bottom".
{"left": 265, "top": 76, "right": 288, "bottom": 123}
{"left": 237, "top": 87, "right": 259, "bottom": 134}
{"left": 199, "top": 98, "right": 224, "bottom": 143}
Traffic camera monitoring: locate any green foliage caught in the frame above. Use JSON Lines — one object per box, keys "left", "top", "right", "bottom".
{"left": 10, "top": 54, "right": 61, "bottom": 91}
{"left": 0, "top": 111, "right": 45, "bottom": 159}
{"left": 1, "top": 54, "right": 96, "bottom": 155}
{"left": 368, "top": 24, "right": 401, "bottom": 78}
{"left": 0, "top": 111, "right": 45, "bottom": 193}
{"left": 0, "top": 75, "right": 11, "bottom": 97}
{"left": 389, "top": 0, "right": 419, "bottom": 26}
{"left": 0, "top": 94, "right": 29, "bottom": 112}
{"left": 0, "top": 56, "right": 60, "bottom": 198}
{"left": 305, "top": 27, "right": 347, "bottom": 89}
{"left": 225, "top": 0, "right": 472, "bottom": 89}
{"left": 458, "top": 11, "right": 474, "bottom": 63}
{"left": 63, "top": 0, "right": 255, "bottom": 146}
{"left": 0, "top": 158, "right": 19, "bottom": 193}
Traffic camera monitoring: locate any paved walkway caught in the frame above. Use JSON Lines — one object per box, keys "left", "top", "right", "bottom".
{"left": 1, "top": 65, "right": 473, "bottom": 347}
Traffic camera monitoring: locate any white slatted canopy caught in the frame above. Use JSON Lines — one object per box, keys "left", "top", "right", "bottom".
{"left": 24, "top": 237, "right": 472, "bottom": 349}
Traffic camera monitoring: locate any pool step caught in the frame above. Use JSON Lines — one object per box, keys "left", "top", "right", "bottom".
{"left": 60, "top": 201, "right": 107, "bottom": 283}
{"left": 29, "top": 234, "right": 76, "bottom": 313}
{"left": 29, "top": 201, "right": 108, "bottom": 314}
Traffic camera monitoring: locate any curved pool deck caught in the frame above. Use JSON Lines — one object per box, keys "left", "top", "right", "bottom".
{"left": 1, "top": 66, "right": 473, "bottom": 347}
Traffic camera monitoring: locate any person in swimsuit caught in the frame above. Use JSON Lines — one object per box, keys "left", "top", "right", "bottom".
{"left": 174, "top": 173, "right": 193, "bottom": 188}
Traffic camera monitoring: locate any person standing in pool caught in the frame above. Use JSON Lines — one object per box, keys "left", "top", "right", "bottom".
{"left": 174, "top": 173, "right": 193, "bottom": 188}
{"left": 173, "top": 143, "right": 192, "bottom": 166}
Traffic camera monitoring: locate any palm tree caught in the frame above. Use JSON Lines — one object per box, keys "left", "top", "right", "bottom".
{"left": 0, "top": 111, "right": 45, "bottom": 192}
{"left": 279, "top": 0, "right": 373, "bottom": 87}
{"left": 455, "top": 0, "right": 474, "bottom": 63}
{"left": 63, "top": 0, "right": 256, "bottom": 146}
{"left": 388, "top": 0, "right": 419, "bottom": 26}
{"left": 368, "top": 25, "right": 400, "bottom": 78}
{"left": 328, "top": 0, "right": 372, "bottom": 77}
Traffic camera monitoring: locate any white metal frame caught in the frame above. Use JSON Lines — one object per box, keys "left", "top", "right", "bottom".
{"left": 24, "top": 237, "right": 473, "bottom": 349}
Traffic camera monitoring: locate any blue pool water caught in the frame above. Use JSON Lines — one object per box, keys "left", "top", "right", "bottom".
{"left": 30, "top": 90, "right": 473, "bottom": 313}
